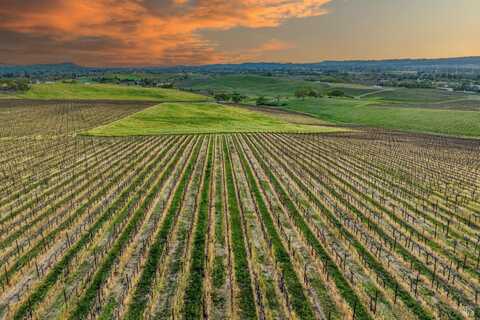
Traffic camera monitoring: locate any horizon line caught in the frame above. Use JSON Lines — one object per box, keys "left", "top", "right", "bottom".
{"left": 2, "top": 55, "right": 480, "bottom": 69}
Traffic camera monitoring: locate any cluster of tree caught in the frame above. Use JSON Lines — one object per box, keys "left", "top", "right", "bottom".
{"left": 0, "top": 79, "right": 30, "bottom": 92}
{"left": 255, "top": 96, "right": 287, "bottom": 107}
{"left": 62, "top": 79, "right": 78, "bottom": 84}
{"left": 214, "top": 92, "right": 247, "bottom": 103}
{"left": 93, "top": 76, "right": 176, "bottom": 88}
{"left": 327, "top": 89, "right": 345, "bottom": 97}
{"left": 294, "top": 86, "right": 322, "bottom": 99}
{"left": 294, "top": 86, "right": 346, "bottom": 99}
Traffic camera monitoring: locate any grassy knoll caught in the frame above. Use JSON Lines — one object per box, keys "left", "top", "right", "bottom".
{"left": 13, "top": 82, "right": 208, "bottom": 101}
{"left": 86, "top": 102, "right": 346, "bottom": 136}
{"left": 284, "top": 97, "right": 480, "bottom": 137}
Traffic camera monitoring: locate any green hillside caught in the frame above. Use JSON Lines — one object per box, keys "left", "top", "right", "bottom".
{"left": 86, "top": 102, "right": 346, "bottom": 136}
{"left": 14, "top": 82, "right": 208, "bottom": 102}
{"left": 284, "top": 97, "right": 480, "bottom": 137}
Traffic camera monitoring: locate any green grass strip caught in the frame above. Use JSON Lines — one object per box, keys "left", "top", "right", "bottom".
{"left": 214, "top": 140, "right": 225, "bottom": 247}
{"left": 211, "top": 139, "right": 227, "bottom": 309}
{"left": 233, "top": 136, "right": 316, "bottom": 319}
{"left": 222, "top": 138, "right": 257, "bottom": 320}
{"left": 98, "top": 296, "right": 117, "bottom": 320}
{"left": 181, "top": 139, "right": 213, "bottom": 318}
{"left": 124, "top": 137, "right": 203, "bottom": 320}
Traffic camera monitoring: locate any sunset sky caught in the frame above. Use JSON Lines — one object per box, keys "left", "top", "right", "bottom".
{"left": 1, "top": 0, "right": 479, "bottom": 66}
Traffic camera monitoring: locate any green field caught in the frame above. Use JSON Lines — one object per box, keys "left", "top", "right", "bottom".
{"left": 284, "top": 97, "right": 480, "bottom": 137}
{"left": 86, "top": 102, "right": 345, "bottom": 136}
{"left": 7, "top": 77, "right": 478, "bottom": 137}
{"left": 178, "top": 74, "right": 386, "bottom": 98}
{"left": 12, "top": 83, "right": 208, "bottom": 101}
{"left": 178, "top": 74, "right": 480, "bottom": 137}
{"left": 178, "top": 74, "right": 327, "bottom": 97}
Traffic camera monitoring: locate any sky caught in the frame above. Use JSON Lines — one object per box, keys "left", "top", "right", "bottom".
{"left": 0, "top": 0, "right": 479, "bottom": 66}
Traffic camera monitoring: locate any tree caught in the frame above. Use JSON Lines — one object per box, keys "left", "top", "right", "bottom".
{"left": 256, "top": 96, "right": 269, "bottom": 106}
{"left": 231, "top": 92, "right": 246, "bottom": 103}
{"left": 159, "top": 83, "right": 174, "bottom": 89}
{"left": 15, "top": 79, "right": 31, "bottom": 91}
{"left": 307, "top": 89, "right": 321, "bottom": 98}
{"left": 214, "top": 92, "right": 230, "bottom": 102}
{"left": 328, "top": 89, "right": 345, "bottom": 97}
{"left": 295, "top": 87, "right": 308, "bottom": 100}
{"left": 0, "top": 79, "right": 30, "bottom": 92}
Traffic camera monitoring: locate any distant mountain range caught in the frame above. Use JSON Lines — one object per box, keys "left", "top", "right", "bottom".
{"left": 1, "top": 57, "right": 480, "bottom": 75}
{"left": 0, "top": 63, "right": 94, "bottom": 75}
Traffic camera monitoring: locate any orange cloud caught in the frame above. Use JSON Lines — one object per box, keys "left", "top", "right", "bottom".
{"left": 0, "top": 0, "right": 333, "bottom": 66}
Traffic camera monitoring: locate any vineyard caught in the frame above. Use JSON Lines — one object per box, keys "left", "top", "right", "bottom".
{"left": 1, "top": 100, "right": 480, "bottom": 320}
